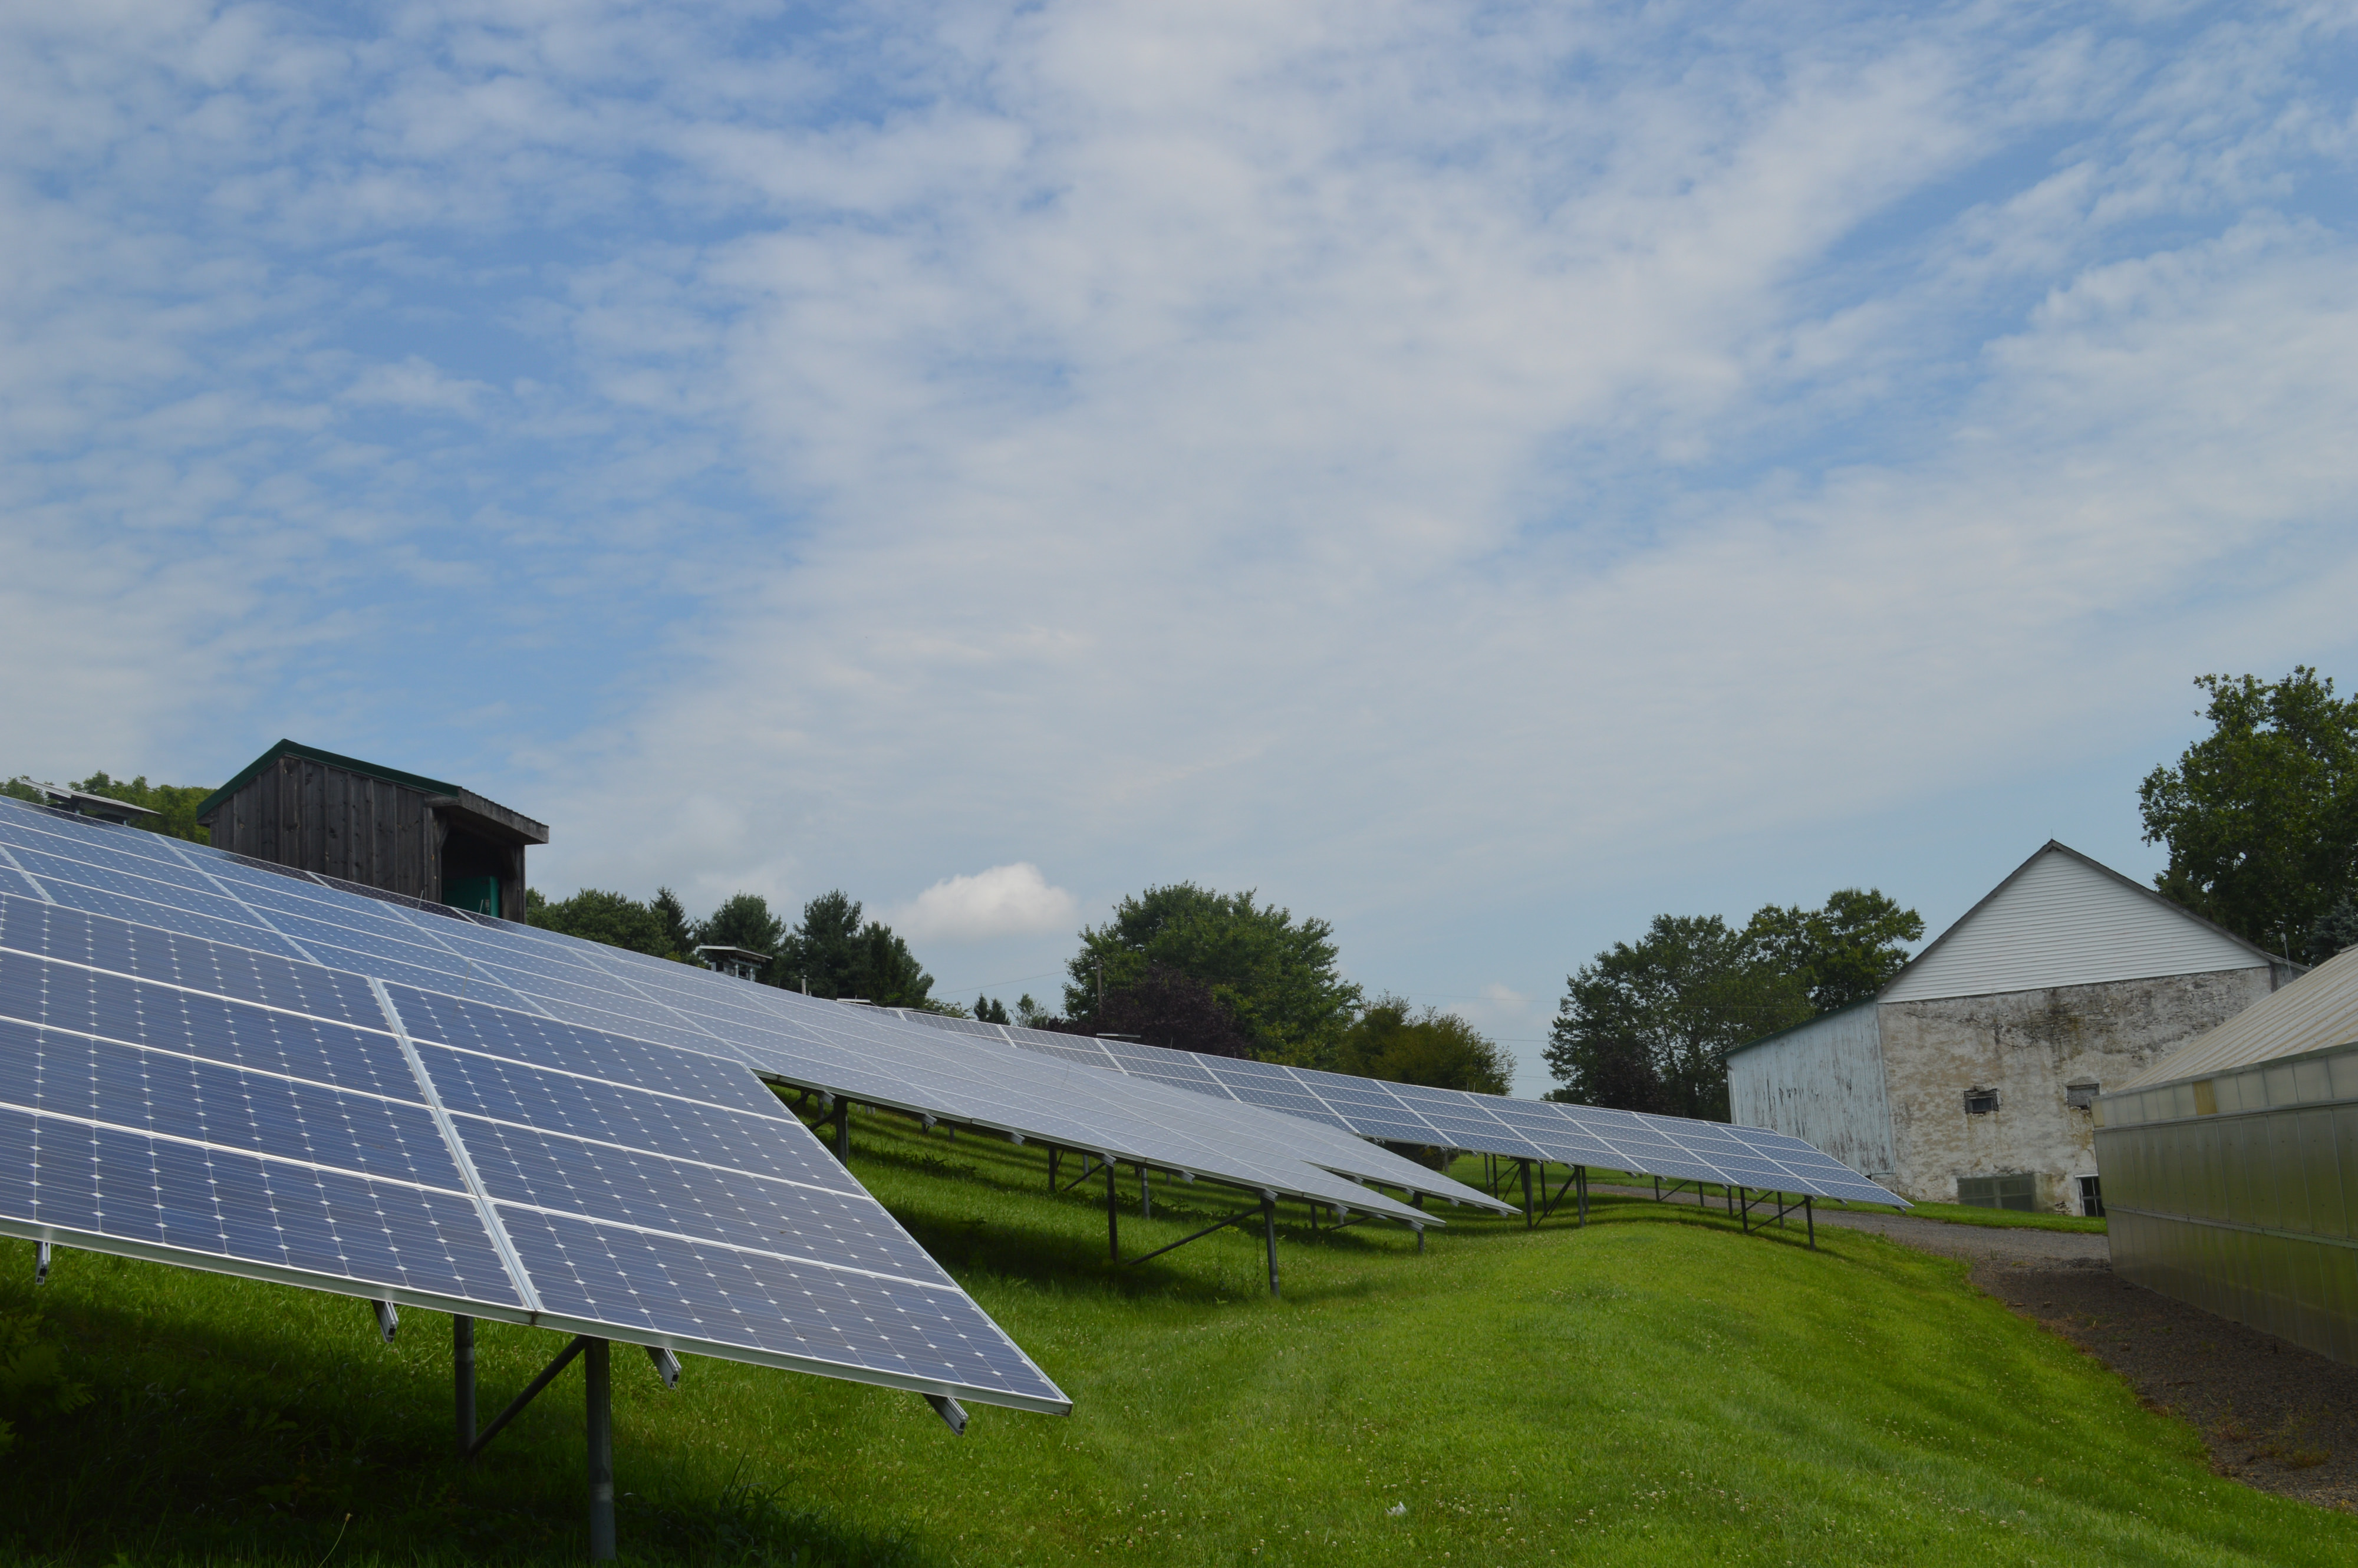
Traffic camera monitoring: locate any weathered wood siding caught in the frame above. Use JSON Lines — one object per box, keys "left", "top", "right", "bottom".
{"left": 205, "top": 755, "right": 443, "bottom": 899}
{"left": 1728, "top": 1004, "right": 1895, "bottom": 1181}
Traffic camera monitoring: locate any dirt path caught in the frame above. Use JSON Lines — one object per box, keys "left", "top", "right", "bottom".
{"left": 1578, "top": 1185, "right": 2358, "bottom": 1508}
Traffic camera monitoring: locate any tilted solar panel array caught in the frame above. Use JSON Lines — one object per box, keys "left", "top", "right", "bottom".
{"left": 0, "top": 798, "right": 1067, "bottom": 1413}
{"left": 891, "top": 1010, "right": 1510, "bottom": 1212}
{"left": 0, "top": 799, "right": 1456, "bottom": 1226}
{"left": 901, "top": 1014, "right": 1905, "bottom": 1208}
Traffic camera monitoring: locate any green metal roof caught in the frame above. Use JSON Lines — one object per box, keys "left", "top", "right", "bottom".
{"left": 194, "top": 740, "right": 463, "bottom": 823}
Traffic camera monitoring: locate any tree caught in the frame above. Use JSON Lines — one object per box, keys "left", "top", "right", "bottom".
{"left": 1063, "top": 884, "right": 1361, "bottom": 1065}
{"left": 695, "top": 892, "right": 787, "bottom": 974}
{"left": 653, "top": 888, "right": 696, "bottom": 961}
{"left": 1068, "top": 962, "right": 1254, "bottom": 1058}
{"left": 1743, "top": 888, "right": 1923, "bottom": 1012}
{"left": 777, "top": 890, "right": 938, "bottom": 1007}
{"left": 2139, "top": 668, "right": 2358, "bottom": 959}
{"left": 973, "top": 996, "right": 1012, "bottom": 1025}
{"left": 528, "top": 888, "right": 685, "bottom": 960}
{"left": 1335, "top": 996, "right": 1512, "bottom": 1095}
{"left": 1545, "top": 915, "right": 1810, "bottom": 1121}
{"left": 5, "top": 770, "right": 215, "bottom": 844}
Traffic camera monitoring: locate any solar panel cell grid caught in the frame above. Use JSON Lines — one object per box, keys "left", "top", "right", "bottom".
{"left": 418, "top": 1046, "right": 839, "bottom": 1191}
{"left": 0, "top": 1104, "right": 525, "bottom": 1305}
{"left": 0, "top": 1023, "right": 462, "bottom": 1192}
{"left": 38, "top": 881, "right": 306, "bottom": 958}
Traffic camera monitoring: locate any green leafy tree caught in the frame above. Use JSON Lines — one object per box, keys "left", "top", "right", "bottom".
{"left": 1743, "top": 888, "right": 1924, "bottom": 1011}
{"left": 1046, "top": 961, "right": 1255, "bottom": 1058}
{"left": 527, "top": 888, "right": 684, "bottom": 960}
{"left": 2140, "top": 668, "right": 2358, "bottom": 958}
{"left": 973, "top": 996, "right": 1011, "bottom": 1025}
{"left": 1063, "top": 884, "right": 1361, "bottom": 1065}
{"left": 1335, "top": 996, "right": 1512, "bottom": 1095}
{"left": 696, "top": 892, "right": 788, "bottom": 974}
{"left": 1546, "top": 915, "right": 1810, "bottom": 1120}
{"left": 5, "top": 771, "right": 215, "bottom": 843}
{"left": 778, "top": 890, "right": 938, "bottom": 1007}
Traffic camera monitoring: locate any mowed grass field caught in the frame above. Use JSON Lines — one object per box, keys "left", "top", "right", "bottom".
{"left": 1, "top": 1105, "right": 2348, "bottom": 1567}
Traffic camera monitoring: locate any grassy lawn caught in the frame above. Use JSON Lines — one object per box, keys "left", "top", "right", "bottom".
{"left": 0, "top": 1106, "right": 2343, "bottom": 1566}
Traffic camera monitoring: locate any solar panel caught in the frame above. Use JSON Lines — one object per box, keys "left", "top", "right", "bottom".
{"left": 0, "top": 796, "right": 1463, "bottom": 1271}
{"left": 882, "top": 1013, "right": 1511, "bottom": 1213}
{"left": 0, "top": 804, "right": 1070, "bottom": 1417}
{"left": 964, "top": 1013, "right": 1908, "bottom": 1207}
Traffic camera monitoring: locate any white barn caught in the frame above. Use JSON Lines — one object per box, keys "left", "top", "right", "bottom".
{"left": 1728, "top": 842, "right": 2294, "bottom": 1211}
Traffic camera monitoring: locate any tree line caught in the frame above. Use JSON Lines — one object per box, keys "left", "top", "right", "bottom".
{"left": 18, "top": 664, "right": 2353, "bottom": 1120}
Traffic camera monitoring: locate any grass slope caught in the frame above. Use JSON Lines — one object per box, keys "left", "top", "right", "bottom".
{"left": 0, "top": 1106, "right": 2346, "bottom": 1566}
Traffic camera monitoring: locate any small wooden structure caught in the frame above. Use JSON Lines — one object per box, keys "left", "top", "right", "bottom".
{"left": 694, "top": 944, "right": 771, "bottom": 981}
{"left": 196, "top": 740, "right": 548, "bottom": 922}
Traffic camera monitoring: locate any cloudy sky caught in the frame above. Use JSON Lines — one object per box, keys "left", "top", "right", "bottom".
{"left": 6, "top": 1, "right": 2355, "bottom": 1088}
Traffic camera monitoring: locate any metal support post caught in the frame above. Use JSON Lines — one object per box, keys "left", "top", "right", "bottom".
{"left": 1048, "top": 1147, "right": 1059, "bottom": 1190}
{"left": 586, "top": 1339, "right": 615, "bottom": 1562}
{"left": 34, "top": 1240, "right": 50, "bottom": 1285}
{"left": 1806, "top": 1195, "right": 1816, "bottom": 1251}
{"left": 454, "top": 1316, "right": 476, "bottom": 1457}
{"left": 1577, "top": 1165, "right": 1588, "bottom": 1227}
{"left": 1140, "top": 1163, "right": 1151, "bottom": 1219}
{"left": 832, "top": 1102, "right": 851, "bottom": 1163}
{"left": 1521, "top": 1159, "right": 1533, "bottom": 1230}
{"left": 1263, "top": 1194, "right": 1280, "bottom": 1297}
{"left": 1106, "top": 1158, "right": 1119, "bottom": 1263}
{"left": 1415, "top": 1221, "right": 1425, "bottom": 1254}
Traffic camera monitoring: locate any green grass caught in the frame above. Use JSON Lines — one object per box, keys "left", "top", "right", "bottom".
{"left": 0, "top": 1106, "right": 2343, "bottom": 1566}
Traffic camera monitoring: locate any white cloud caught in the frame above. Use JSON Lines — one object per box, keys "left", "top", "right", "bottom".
{"left": 5, "top": 1, "right": 2357, "bottom": 1035}
{"left": 894, "top": 864, "right": 1078, "bottom": 944}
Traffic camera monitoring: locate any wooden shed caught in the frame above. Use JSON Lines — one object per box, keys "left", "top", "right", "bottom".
{"left": 195, "top": 739, "right": 548, "bottom": 922}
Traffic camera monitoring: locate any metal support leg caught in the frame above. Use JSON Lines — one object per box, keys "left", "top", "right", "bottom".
{"left": 1263, "top": 1195, "right": 1280, "bottom": 1297}
{"left": 1106, "top": 1158, "right": 1119, "bottom": 1263}
{"left": 455, "top": 1316, "right": 476, "bottom": 1458}
{"left": 1577, "top": 1165, "right": 1588, "bottom": 1227}
{"left": 586, "top": 1339, "right": 615, "bottom": 1562}
{"left": 1806, "top": 1195, "right": 1815, "bottom": 1251}
{"left": 1140, "top": 1162, "right": 1151, "bottom": 1219}
{"left": 832, "top": 1103, "right": 850, "bottom": 1163}
{"left": 34, "top": 1240, "right": 50, "bottom": 1285}
{"left": 1049, "top": 1147, "right": 1059, "bottom": 1190}
{"left": 1415, "top": 1222, "right": 1425, "bottom": 1254}
{"left": 1521, "top": 1159, "right": 1533, "bottom": 1230}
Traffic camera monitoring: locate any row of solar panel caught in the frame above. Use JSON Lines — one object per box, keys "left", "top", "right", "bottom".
{"left": 0, "top": 803, "right": 1497, "bottom": 1221}
{"left": 893, "top": 1012, "right": 1905, "bottom": 1207}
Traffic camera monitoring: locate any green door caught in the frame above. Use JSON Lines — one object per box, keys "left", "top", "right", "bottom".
{"left": 445, "top": 875, "right": 500, "bottom": 916}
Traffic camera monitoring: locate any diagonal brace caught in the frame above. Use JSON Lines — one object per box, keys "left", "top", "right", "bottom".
{"left": 467, "top": 1334, "right": 590, "bottom": 1461}
{"left": 1119, "top": 1203, "right": 1267, "bottom": 1267}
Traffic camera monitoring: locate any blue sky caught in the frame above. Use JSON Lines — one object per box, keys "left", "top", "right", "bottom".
{"left": 7, "top": 2, "right": 2357, "bottom": 1089}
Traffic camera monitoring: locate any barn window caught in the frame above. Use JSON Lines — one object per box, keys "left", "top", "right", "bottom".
{"left": 1957, "top": 1172, "right": 2037, "bottom": 1211}
{"left": 1963, "top": 1087, "right": 2000, "bottom": 1115}
{"left": 2066, "top": 1081, "right": 2099, "bottom": 1111}
{"left": 2077, "top": 1176, "right": 2104, "bottom": 1217}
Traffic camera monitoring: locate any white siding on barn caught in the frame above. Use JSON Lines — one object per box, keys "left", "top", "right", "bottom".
{"left": 1882, "top": 843, "right": 2267, "bottom": 1005}
{"left": 1728, "top": 1002, "right": 1895, "bottom": 1178}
